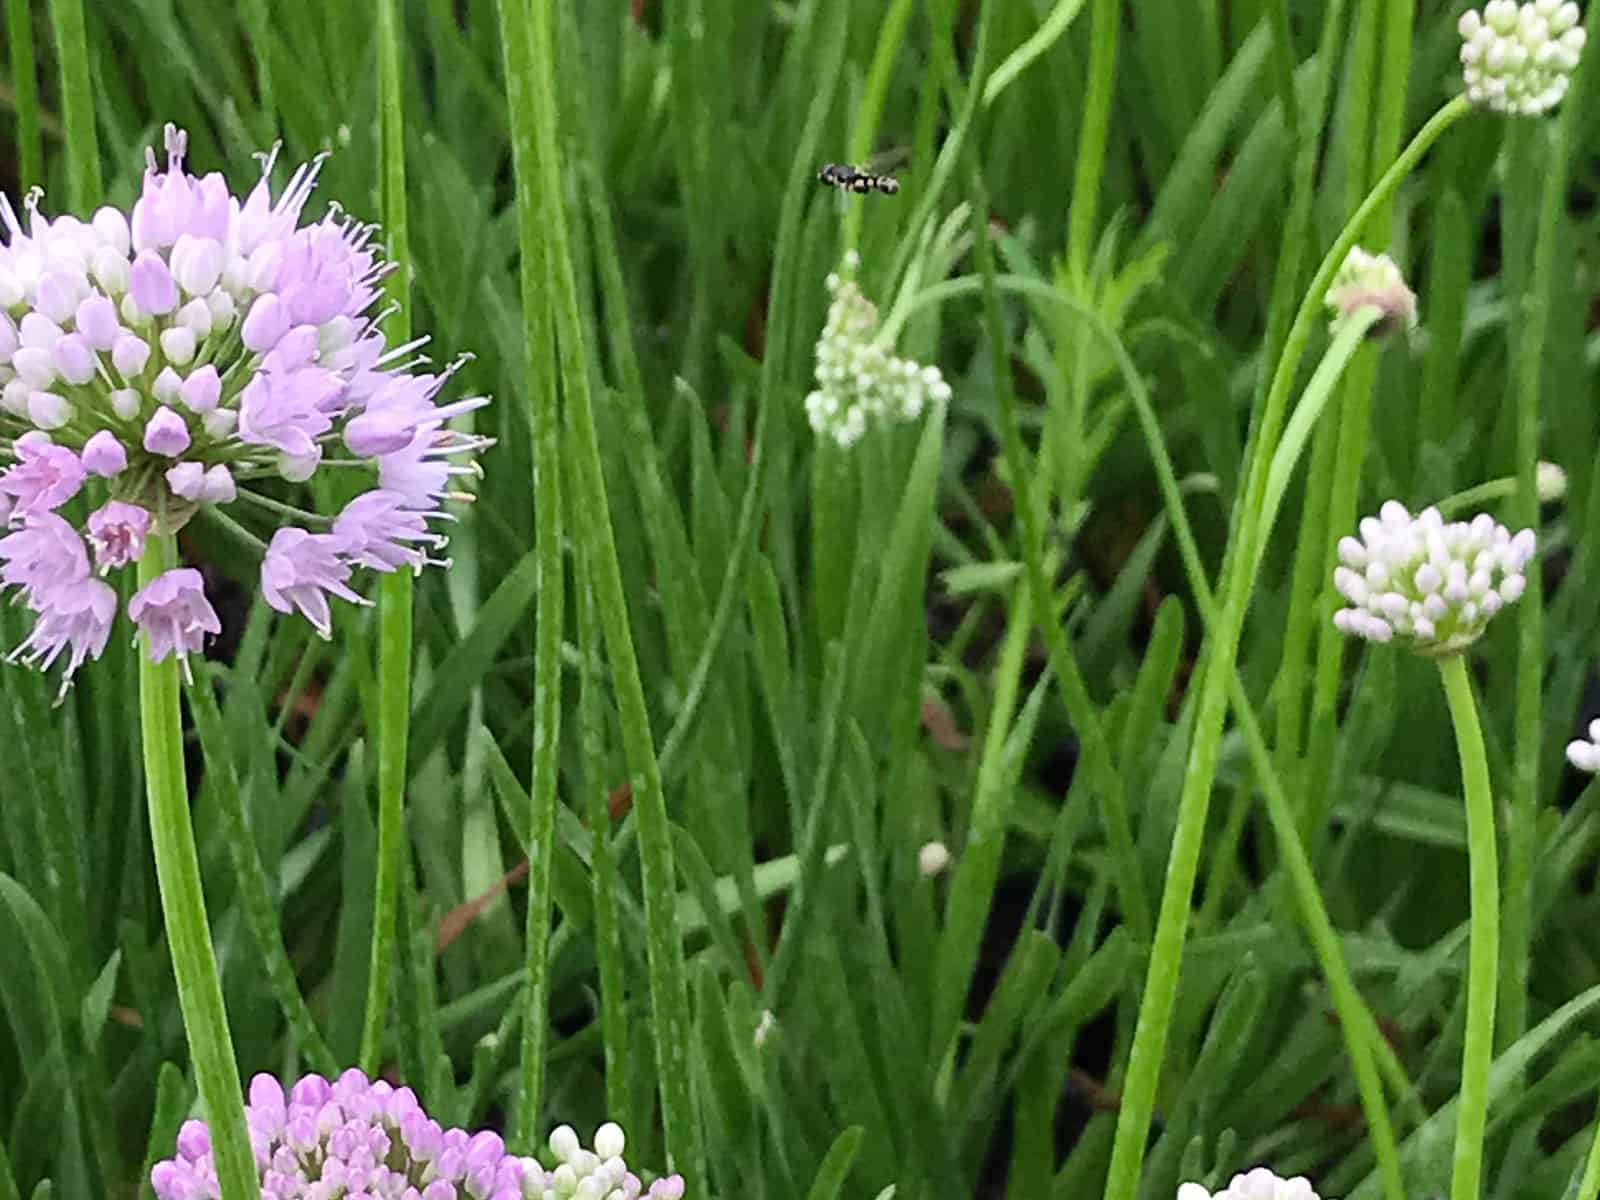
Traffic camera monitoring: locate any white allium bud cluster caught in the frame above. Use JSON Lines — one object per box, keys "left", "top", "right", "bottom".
{"left": 520, "top": 1122, "right": 685, "bottom": 1200}
{"left": 1325, "top": 247, "right": 1416, "bottom": 335}
{"left": 803, "top": 251, "right": 950, "bottom": 448}
{"left": 1177, "top": 1168, "right": 1324, "bottom": 1200}
{"left": 1332, "top": 501, "right": 1534, "bottom": 656}
{"left": 1566, "top": 719, "right": 1600, "bottom": 772}
{"left": 1460, "top": 0, "right": 1586, "bottom": 115}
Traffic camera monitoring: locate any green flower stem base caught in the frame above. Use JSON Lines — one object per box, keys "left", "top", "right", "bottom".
{"left": 138, "top": 535, "right": 255, "bottom": 1200}
{"left": 1439, "top": 652, "right": 1499, "bottom": 1200}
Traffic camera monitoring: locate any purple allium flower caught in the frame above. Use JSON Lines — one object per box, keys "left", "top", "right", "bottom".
{"left": 150, "top": 1069, "right": 683, "bottom": 1200}
{"left": 0, "top": 513, "right": 111, "bottom": 695}
{"left": 87, "top": 501, "right": 149, "bottom": 570}
{"left": 9, "top": 575, "right": 116, "bottom": 700}
{"left": 0, "top": 512, "right": 90, "bottom": 603}
{"left": 0, "top": 123, "right": 489, "bottom": 692}
{"left": 261, "top": 528, "right": 368, "bottom": 638}
{"left": 0, "top": 433, "right": 84, "bottom": 517}
{"left": 128, "top": 567, "right": 220, "bottom": 680}
{"left": 331, "top": 489, "right": 446, "bottom": 573}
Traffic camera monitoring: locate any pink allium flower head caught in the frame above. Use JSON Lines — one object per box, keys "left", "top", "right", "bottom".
{"left": 151, "top": 1070, "right": 675, "bottom": 1200}
{"left": 128, "top": 567, "right": 219, "bottom": 679}
{"left": 0, "top": 124, "right": 487, "bottom": 690}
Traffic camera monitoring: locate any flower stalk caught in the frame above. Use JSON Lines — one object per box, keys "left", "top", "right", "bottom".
{"left": 358, "top": 0, "right": 414, "bottom": 1078}
{"left": 138, "top": 531, "right": 254, "bottom": 1200}
{"left": 1439, "top": 652, "right": 1499, "bottom": 1200}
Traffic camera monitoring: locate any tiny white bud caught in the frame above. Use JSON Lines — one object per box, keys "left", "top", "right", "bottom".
{"left": 110, "top": 387, "right": 141, "bottom": 420}
{"left": 153, "top": 366, "right": 183, "bottom": 404}
{"left": 159, "top": 326, "right": 197, "bottom": 365}
{"left": 546, "top": 1121, "right": 580, "bottom": 1161}
{"left": 91, "top": 246, "right": 129, "bottom": 296}
{"left": 593, "top": 1123, "right": 625, "bottom": 1161}
{"left": 177, "top": 297, "right": 214, "bottom": 339}
{"left": 27, "top": 390, "right": 71, "bottom": 429}
{"left": 202, "top": 408, "right": 238, "bottom": 439}
{"left": 919, "top": 841, "right": 952, "bottom": 876}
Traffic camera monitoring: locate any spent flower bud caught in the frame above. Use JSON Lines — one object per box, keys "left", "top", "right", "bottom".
{"left": 1325, "top": 246, "right": 1416, "bottom": 336}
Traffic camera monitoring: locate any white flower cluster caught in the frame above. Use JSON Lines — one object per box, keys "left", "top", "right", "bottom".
{"left": 1332, "top": 502, "right": 1534, "bottom": 656}
{"left": 803, "top": 251, "right": 950, "bottom": 448}
{"left": 1460, "top": 0, "right": 1586, "bottom": 115}
{"left": 522, "top": 1122, "right": 685, "bottom": 1200}
{"left": 1567, "top": 718, "right": 1600, "bottom": 772}
{"left": 1178, "top": 1168, "right": 1324, "bottom": 1200}
{"left": 1325, "top": 246, "right": 1416, "bottom": 336}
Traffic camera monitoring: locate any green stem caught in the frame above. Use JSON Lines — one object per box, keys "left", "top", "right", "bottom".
{"left": 1065, "top": 0, "right": 1118, "bottom": 284}
{"left": 6, "top": 0, "right": 42, "bottom": 192}
{"left": 47, "top": 0, "right": 100, "bottom": 210}
{"left": 1503, "top": 117, "right": 1565, "bottom": 1053}
{"left": 138, "top": 536, "right": 254, "bottom": 1200}
{"left": 188, "top": 672, "right": 338, "bottom": 1075}
{"left": 495, "top": 0, "right": 564, "bottom": 1144}
{"left": 516, "top": 0, "right": 700, "bottom": 1181}
{"left": 1439, "top": 653, "right": 1499, "bottom": 1200}
{"left": 1102, "top": 95, "right": 1470, "bottom": 1200}
{"left": 841, "top": 0, "right": 915, "bottom": 254}
{"left": 578, "top": 561, "right": 629, "bottom": 1127}
{"left": 359, "top": 0, "right": 413, "bottom": 1077}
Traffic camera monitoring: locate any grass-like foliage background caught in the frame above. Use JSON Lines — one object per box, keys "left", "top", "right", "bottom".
{"left": 3, "top": 0, "right": 1600, "bottom": 1197}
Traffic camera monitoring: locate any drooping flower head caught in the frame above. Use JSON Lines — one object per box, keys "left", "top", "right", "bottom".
{"left": 1460, "top": 1, "right": 1586, "bottom": 116}
{"left": 1332, "top": 501, "right": 1534, "bottom": 656}
{"left": 1325, "top": 246, "right": 1416, "bottom": 337}
{"left": 0, "top": 124, "right": 488, "bottom": 691}
{"left": 803, "top": 250, "right": 950, "bottom": 448}
{"left": 1178, "top": 1168, "right": 1326, "bottom": 1200}
{"left": 150, "top": 1068, "right": 686, "bottom": 1200}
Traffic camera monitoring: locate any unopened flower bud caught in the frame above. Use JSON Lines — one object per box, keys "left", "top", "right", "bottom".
{"left": 81, "top": 430, "right": 127, "bottom": 477}
{"left": 919, "top": 841, "right": 952, "bottom": 876}
{"left": 1537, "top": 460, "right": 1567, "bottom": 502}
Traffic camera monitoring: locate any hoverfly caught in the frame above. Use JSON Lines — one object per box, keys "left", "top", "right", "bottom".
{"left": 817, "top": 163, "right": 901, "bottom": 195}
